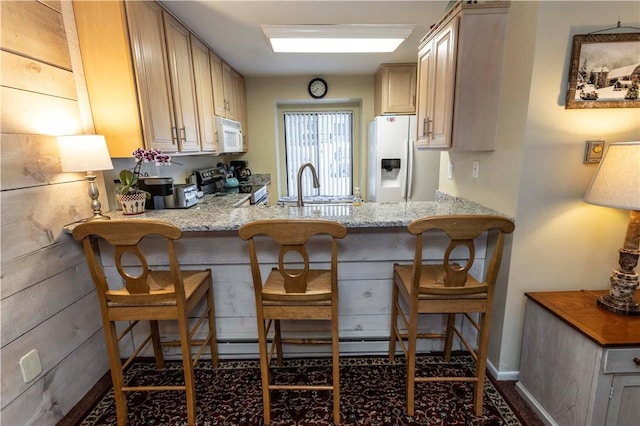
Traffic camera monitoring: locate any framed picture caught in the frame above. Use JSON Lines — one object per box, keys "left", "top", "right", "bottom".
{"left": 565, "top": 33, "right": 640, "bottom": 109}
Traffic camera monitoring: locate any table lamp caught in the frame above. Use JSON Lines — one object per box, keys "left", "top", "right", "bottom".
{"left": 584, "top": 141, "right": 640, "bottom": 315}
{"left": 57, "top": 135, "right": 114, "bottom": 221}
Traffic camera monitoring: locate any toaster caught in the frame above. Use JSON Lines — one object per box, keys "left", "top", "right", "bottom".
{"left": 171, "top": 183, "right": 199, "bottom": 208}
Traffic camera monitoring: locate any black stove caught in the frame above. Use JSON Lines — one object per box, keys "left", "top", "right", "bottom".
{"left": 194, "top": 168, "right": 268, "bottom": 205}
{"left": 194, "top": 167, "right": 225, "bottom": 194}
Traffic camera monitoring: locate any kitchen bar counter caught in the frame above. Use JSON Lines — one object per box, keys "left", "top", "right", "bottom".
{"left": 69, "top": 193, "right": 511, "bottom": 360}
{"left": 100, "top": 192, "right": 506, "bottom": 231}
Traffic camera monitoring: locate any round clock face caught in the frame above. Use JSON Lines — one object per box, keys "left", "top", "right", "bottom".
{"left": 308, "top": 78, "right": 328, "bottom": 99}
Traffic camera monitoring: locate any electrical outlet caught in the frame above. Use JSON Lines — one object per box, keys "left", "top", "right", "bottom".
{"left": 447, "top": 162, "right": 453, "bottom": 179}
{"left": 472, "top": 161, "right": 480, "bottom": 178}
{"left": 19, "top": 349, "right": 42, "bottom": 383}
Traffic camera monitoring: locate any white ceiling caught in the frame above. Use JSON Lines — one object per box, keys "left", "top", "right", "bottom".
{"left": 160, "top": 1, "right": 450, "bottom": 77}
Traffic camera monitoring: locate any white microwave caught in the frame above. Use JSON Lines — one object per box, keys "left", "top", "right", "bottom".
{"left": 215, "top": 116, "right": 243, "bottom": 154}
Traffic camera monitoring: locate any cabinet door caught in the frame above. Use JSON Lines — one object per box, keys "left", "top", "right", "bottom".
{"left": 606, "top": 375, "right": 640, "bottom": 425}
{"left": 428, "top": 19, "right": 457, "bottom": 149}
{"left": 232, "top": 71, "right": 248, "bottom": 151}
{"left": 163, "top": 12, "right": 200, "bottom": 152}
{"left": 125, "top": 1, "right": 177, "bottom": 152}
{"left": 190, "top": 35, "right": 216, "bottom": 152}
{"left": 416, "top": 42, "right": 433, "bottom": 148}
{"left": 382, "top": 66, "right": 416, "bottom": 114}
{"left": 222, "top": 61, "right": 235, "bottom": 120}
{"left": 73, "top": 1, "right": 144, "bottom": 157}
{"left": 209, "top": 52, "right": 226, "bottom": 117}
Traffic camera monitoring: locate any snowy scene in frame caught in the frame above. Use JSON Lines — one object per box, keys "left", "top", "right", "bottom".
{"left": 565, "top": 33, "right": 640, "bottom": 109}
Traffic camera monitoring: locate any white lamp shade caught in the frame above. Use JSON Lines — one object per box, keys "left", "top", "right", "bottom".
{"left": 57, "top": 135, "right": 114, "bottom": 173}
{"left": 584, "top": 141, "right": 640, "bottom": 210}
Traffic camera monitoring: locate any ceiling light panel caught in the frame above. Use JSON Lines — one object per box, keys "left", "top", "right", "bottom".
{"left": 262, "top": 24, "right": 415, "bottom": 53}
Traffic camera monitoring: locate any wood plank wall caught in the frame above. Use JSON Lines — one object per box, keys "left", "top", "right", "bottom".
{"left": 0, "top": 1, "right": 110, "bottom": 424}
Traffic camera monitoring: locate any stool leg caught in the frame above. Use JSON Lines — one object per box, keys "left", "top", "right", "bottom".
{"left": 178, "top": 315, "right": 196, "bottom": 426}
{"left": 332, "top": 304, "right": 341, "bottom": 425}
{"left": 150, "top": 320, "right": 165, "bottom": 369}
{"left": 406, "top": 303, "right": 418, "bottom": 417}
{"left": 257, "top": 313, "right": 271, "bottom": 425}
{"left": 443, "top": 313, "right": 456, "bottom": 362}
{"left": 105, "top": 321, "right": 128, "bottom": 426}
{"left": 275, "top": 320, "right": 283, "bottom": 367}
{"left": 473, "top": 312, "right": 490, "bottom": 416}
{"left": 388, "top": 280, "right": 399, "bottom": 361}
{"left": 206, "top": 280, "right": 219, "bottom": 368}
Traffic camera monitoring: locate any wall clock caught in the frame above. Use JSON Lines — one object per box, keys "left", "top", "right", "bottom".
{"left": 308, "top": 78, "right": 328, "bottom": 99}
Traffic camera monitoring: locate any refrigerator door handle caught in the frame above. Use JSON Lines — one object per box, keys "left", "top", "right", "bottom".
{"left": 406, "top": 138, "right": 414, "bottom": 199}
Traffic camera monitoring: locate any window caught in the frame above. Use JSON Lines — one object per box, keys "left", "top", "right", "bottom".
{"left": 284, "top": 111, "right": 353, "bottom": 197}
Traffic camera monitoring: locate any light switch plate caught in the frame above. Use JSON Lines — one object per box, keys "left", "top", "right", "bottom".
{"left": 584, "top": 140, "right": 605, "bottom": 163}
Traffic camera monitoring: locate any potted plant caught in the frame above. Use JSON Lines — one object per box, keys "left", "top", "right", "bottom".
{"left": 116, "top": 148, "right": 172, "bottom": 215}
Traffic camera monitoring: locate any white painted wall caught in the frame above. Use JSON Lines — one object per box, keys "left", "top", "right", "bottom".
{"left": 441, "top": 1, "right": 640, "bottom": 374}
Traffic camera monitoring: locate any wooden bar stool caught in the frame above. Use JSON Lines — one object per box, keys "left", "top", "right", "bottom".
{"left": 238, "top": 219, "right": 347, "bottom": 425}
{"left": 72, "top": 219, "right": 219, "bottom": 426}
{"left": 388, "top": 215, "right": 515, "bottom": 416}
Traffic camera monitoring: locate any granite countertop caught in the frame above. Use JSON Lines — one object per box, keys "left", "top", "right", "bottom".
{"left": 91, "top": 191, "right": 507, "bottom": 232}
{"left": 242, "top": 173, "right": 270, "bottom": 187}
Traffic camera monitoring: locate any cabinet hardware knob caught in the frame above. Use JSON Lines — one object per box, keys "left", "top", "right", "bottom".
{"left": 633, "top": 357, "right": 640, "bottom": 366}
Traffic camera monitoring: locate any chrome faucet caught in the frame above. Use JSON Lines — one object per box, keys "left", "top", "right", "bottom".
{"left": 297, "top": 162, "right": 320, "bottom": 207}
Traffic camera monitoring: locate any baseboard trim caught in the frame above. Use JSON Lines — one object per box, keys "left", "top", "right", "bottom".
{"left": 515, "top": 381, "right": 557, "bottom": 426}
{"left": 486, "top": 359, "right": 519, "bottom": 381}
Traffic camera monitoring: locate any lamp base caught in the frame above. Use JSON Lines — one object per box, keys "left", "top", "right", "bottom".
{"left": 84, "top": 212, "right": 111, "bottom": 222}
{"left": 597, "top": 211, "right": 640, "bottom": 316}
{"left": 597, "top": 294, "right": 640, "bottom": 315}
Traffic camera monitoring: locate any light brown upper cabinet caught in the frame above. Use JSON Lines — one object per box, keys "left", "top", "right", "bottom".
{"left": 210, "top": 53, "right": 241, "bottom": 122}
{"left": 74, "top": 0, "right": 247, "bottom": 157}
{"left": 190, "top": 35, "right": 217, "bottom": 152}
{"left": 415, "top": 2, "right": 509, "bottom": 151}
{"left": 210, "top": 52, "right": 248, "bottom": 151}
{"left": 232, "top": 70, "right": 248, "bottom": 151}
{"left": 374, "top": 64, "right": 417, "bottom": 115}
{"left": 209, "top": 52, "right": 227, "bottom": 118}
{"left": 74, "top": 1, "right": 174, "bottom": 156}
{"left": 222, "top": 62, "right": 236, "bottom": 120}
{"left": 162, "top": 11, "right": 200, "bottom": 152}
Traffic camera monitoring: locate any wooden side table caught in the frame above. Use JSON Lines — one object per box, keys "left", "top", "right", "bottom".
{"left": 516, "top": 290, "right": 640, "bottom": 426}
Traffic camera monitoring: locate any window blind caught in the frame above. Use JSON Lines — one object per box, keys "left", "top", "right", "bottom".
{"left": 284, "top": 112, "right": 353, "bottom": 197}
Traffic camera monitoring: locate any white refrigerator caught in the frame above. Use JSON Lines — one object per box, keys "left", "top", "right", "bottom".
{"left": 367, "top": 115, "right": 440, "bottom": 202}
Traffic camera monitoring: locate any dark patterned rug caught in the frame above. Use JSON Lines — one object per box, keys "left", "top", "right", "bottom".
{"left": 78, "top": 355, "right": 522, "bottom": 426}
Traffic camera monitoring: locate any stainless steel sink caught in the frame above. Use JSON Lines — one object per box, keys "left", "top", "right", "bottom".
{"left": 278, "top": 195, "right": 355, "bottom": 205}
{"left": 292, "top": 204, "right": 353, "bottom": 217}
